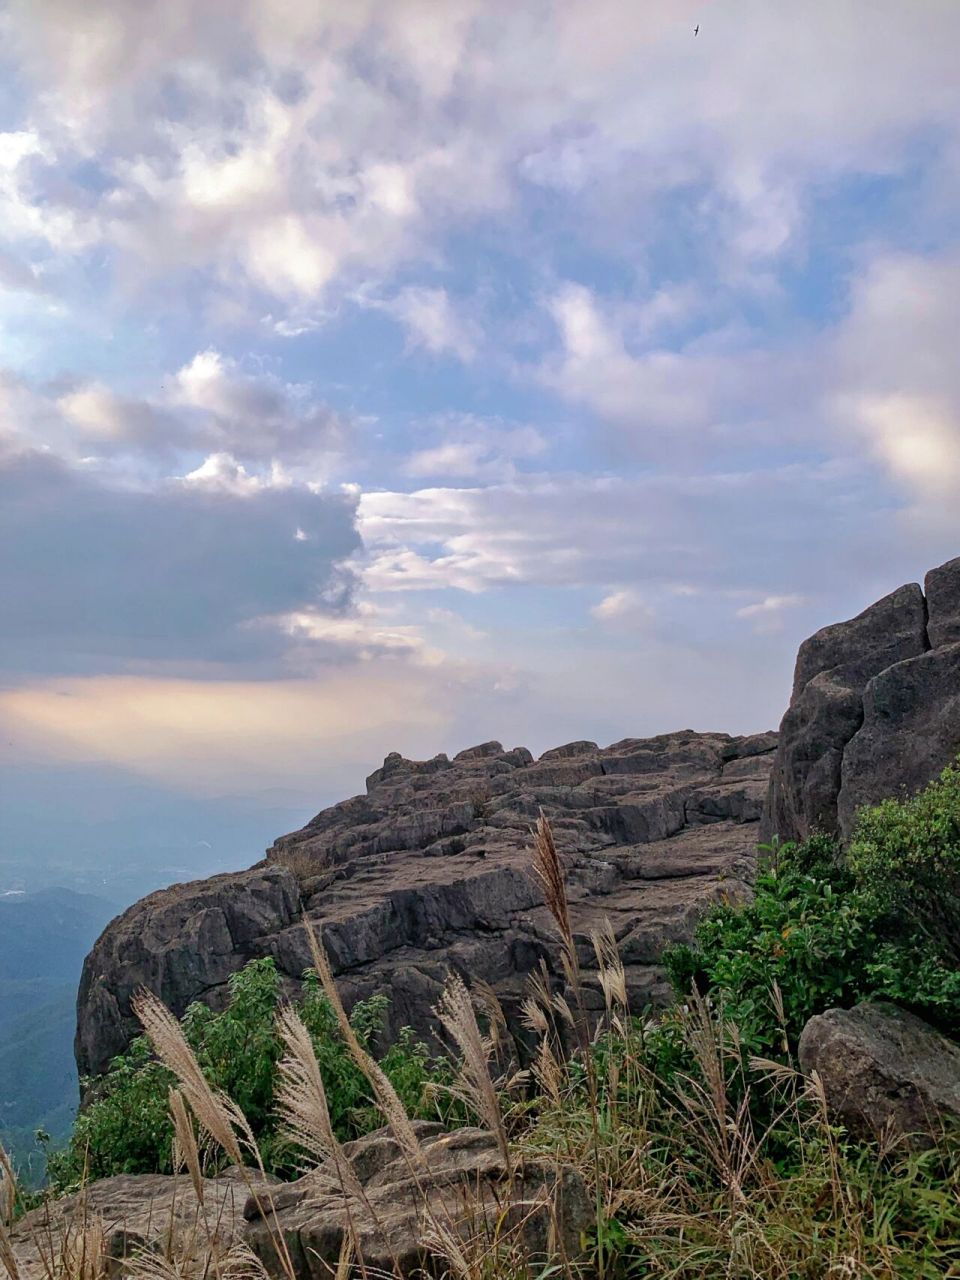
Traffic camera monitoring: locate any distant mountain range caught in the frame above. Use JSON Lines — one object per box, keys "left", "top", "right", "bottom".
{"left": 0, "top": 888, "right": 118, "bottom": 1182}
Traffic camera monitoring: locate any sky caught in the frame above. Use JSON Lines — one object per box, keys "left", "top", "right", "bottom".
{"left": 2, "top": 0, "right": 960, "bottom": 895}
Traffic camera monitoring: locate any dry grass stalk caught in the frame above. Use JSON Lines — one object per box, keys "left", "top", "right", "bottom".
{"left": 470, "top": 980, "right": 509, "bottom": 1065}
{"left": 0, "top": 1144, "right": 15, "bottom": 1231}
{"left": 434, "top": 975, "right": 511, "bottom": 1175}
{"left": 133, "top": 990, "right": 252, "bottom": 1169}
{"left": 274, "top": 1006, "right": 364, "bottom": 1199}
{"left": 301, "top": 917, "right": 426, "bottom": 1171}
{"left": 519, "top": 995, "right": 548, "bottom": 1038}
{"left": 674, "top": 989, "right": 755, "bottom": 1205}
{"left": 531, "top": 813, "right": 574, "bottom": 954}
{"left": 58, "top": 1217, "right": 107, "bottom": 1280}
{"left": 127, "top": 1240, "right": 269, "bottom": 1280}
{"left": 531, "top": 1038, "right": 563, "bottom": 1108}
{"left": 169, "top": 1089, "right": 204, "bottom": 1206}
{"left": 133, "top": 991, "right": 301, "bottom": 1280}
{"left": 591, "top": 921, "right": 628, "bottom": 1025}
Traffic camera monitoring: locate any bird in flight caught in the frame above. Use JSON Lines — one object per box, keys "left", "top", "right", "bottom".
{"left": 694, "top": 24, "right": 700, "bottom": 35}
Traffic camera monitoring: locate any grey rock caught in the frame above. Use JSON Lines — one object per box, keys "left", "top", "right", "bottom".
{"left": 76, "top": 864, "right": 301, "bottom": 1079}
{"left": 244, "top": 1123, "right": 590, "bottom": 1277}
{"left": 763, "top": 556, "right": 960, "bottom": 844}
{"left": 926, "top": 556, "right": 960, "bottom": 648}
{"left": 77, "top": 729, "right": 776, "bottom": 1079}
{"left": 838, "top": 642, "right": 960, "bottom": 834}
{"left": 799, "top": 1002, "right": 960, "bottom": 1147}
{"left": 9, "top": 1171, "right": 278, "bottom": 1280}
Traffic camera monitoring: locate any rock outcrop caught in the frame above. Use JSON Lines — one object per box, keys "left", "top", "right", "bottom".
{"left": 8, "top": 1168, "right": 277, "bottom": 1280}
{"left": 9, "top": 1127, "right": 589, "bottom": 1280}
{"left": 77, "top": 730, "right": 776, "bottom": 1079}
{"left": 245, "top": 1122, "right": 590, "bottom": 1276}
{"left": 799, "top": 1002, "right": 960, "bottom": 1147}
{"left": 763, "top": 555, "right": 960, "bottom": 845}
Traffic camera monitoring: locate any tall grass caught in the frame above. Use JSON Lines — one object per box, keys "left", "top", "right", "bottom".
{"left": 4, "top": 815, "right": 960, "bottom": 1280}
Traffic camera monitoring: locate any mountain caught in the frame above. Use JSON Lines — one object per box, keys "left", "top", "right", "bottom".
{"left": 73, "top": 554, "right": 960, "bottom": 1089}
{"left": 0, "top": 889, "right": 117, "bottom": 1181}
{"left": 75, "top": 729, "right": 778, "bottom": 1079}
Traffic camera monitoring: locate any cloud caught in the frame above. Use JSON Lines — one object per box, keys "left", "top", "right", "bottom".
{"left": 537, "top": 282, "right": 807, "bottom": 439}
{"left": 0, "top": 446, "right": 360, "bottom": 676}
{"left": 590, "top": 589, "right": 654, "bottom": 625}
{"left": 5, "top": 0, "right": 959, "bottom": 317}
{"left": 403, "top": 415, "right": 546, "bottom": 480}
{"left": 374, "top": 286, "right": 479, "bottom": 360}
{"left": 18, "top": 350, "right": 348, "bottom": 468}
{"left": 358, "top": 462, "right": 905, "bottom": 603}
{"left": 830, "top": 250, "right": 960, "bottom": 515}
{"left": 0, "top": 669, "right": 452, "bottom": 792}
{"left": 735, "top": 594, "right": 805, "bottom": 634}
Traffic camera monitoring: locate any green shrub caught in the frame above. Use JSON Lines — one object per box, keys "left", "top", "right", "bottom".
{"left": 849, "top": 758, "right": 960, "bottom": 1033}
{"left": 48, "top": 958, "right": 452, "bottom": 1190}
{"left": 664, "top": 837, "right": 869, "bottom": 1055}
{"left": 666, "top": 758, "right": 960, "bottom": 1050}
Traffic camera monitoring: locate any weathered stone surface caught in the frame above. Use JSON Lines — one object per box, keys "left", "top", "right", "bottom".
{"left": 838, "top": 642, "right": 960, "bottom": 835}
{"left": 77, "top": 729, "right": 777, "bottom": 1079}
{"left": 77, "top": 864, "right": 301, "bottom": 1080}
{"left": 926, "top": 556, "right": 960, "bottom": 649}
{"left": 799, "top": 1002, "right": 960, "bottom": 1147}
{"left": 245, "top": 1123, "right": 590, "bottom": 1276}
{"left": 763, "top": 555, "right": 960, "bottom": 845}
{"left": 9, "top": 1170, "right": 278, "bottom": 1280}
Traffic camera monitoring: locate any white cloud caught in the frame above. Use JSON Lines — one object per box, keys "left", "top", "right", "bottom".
{"left": 4, "top": 0, "right": 959, "bottom": 315}
{"left": 830, "top": 250, "right": 960, "bottom": 516}
{"left": 381, "top": 285, "right": 477, "bottom": 360}
{"left": 538, "top": 282, "right": 796, "bottom": 437}
{"left": 179, "top": 451, "right": 281, "bottom": 495}
{"left": 590, "top": 589, "right": 654, "bottom": 625}
{"left": 404, "top": 416, "right": 546, "bottom": 480}
{"left": 14, "top": 350, "right": 348, "bottom": 470}
{"left": 736, "top": 594, "right": 805, "bottom": 634}
{"left": 357, "top": 462, "right": 905, "bottom": 603}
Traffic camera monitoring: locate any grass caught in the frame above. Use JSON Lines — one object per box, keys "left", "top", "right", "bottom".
{"left": 3, "top": 813, "right": 960, "bottom": 1279}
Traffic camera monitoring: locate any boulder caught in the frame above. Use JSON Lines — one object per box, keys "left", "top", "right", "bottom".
{"left": 77, "top": 730, "right": 777, "bottom": 1079}
{"left": 798, "top": 1002, "right": 960, "bottom": 1147}
{"left": 244, "top": 1123, "right": 590, "bottom": 1277}
{"left": 762, "top": 554, "right": 960, "bottom": 845}
{"left": 8, "top": 1169, "right": 277, "bottom": 1280}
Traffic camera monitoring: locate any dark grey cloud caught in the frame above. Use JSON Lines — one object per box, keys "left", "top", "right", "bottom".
{"left": 0, "top": 448, "right": 360, "bottom": 676}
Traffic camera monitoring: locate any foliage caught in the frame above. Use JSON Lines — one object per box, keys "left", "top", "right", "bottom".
{"left": 665, "top": 760, "right": 960, "bottom": 1050}
{"left": 850, "top": 758, "right": 960, "bottom": 1033}
{"left": 47, "top": 958, "right": 452, "bottom": 1190}
{"left": 663, "top": 837, "right": 869, "bottom": 1055}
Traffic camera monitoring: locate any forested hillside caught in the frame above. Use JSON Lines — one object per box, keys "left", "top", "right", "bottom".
{"left": 0, "top": 890, "right": 116, "bottom": 1182}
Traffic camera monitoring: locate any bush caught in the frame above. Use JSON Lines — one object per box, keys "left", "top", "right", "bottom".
{"left": 850, "top": 758, "right": 960, "bottom": 1033}
{"left": 666, "top": 758, "right": 960, "bottom": 1050}
{"left": 48, "top": 958, "right": 452, "bottom": 1190}
{"left": 663, "top": 836, "right": 869, "bottom": 1055}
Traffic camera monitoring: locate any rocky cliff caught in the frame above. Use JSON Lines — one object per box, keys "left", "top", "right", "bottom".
{"left": 76, "top": 730, "right": 776, "bottom": 1079}
{"left": 75, "top": 553, "right": 960, "bottom": 1083}
{"left": 763, "top": 554, "right": 960, "bottom": 844}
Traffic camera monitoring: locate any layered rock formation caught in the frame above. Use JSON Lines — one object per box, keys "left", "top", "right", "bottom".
{"left": 75, "top": 552, "right": 960, "bottom": 1086}
{"left": 77, "top": 730, "right": 776, "bottom": 1079}
{"left": 763, "top": 555, "right": 960, "bottom": 845}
